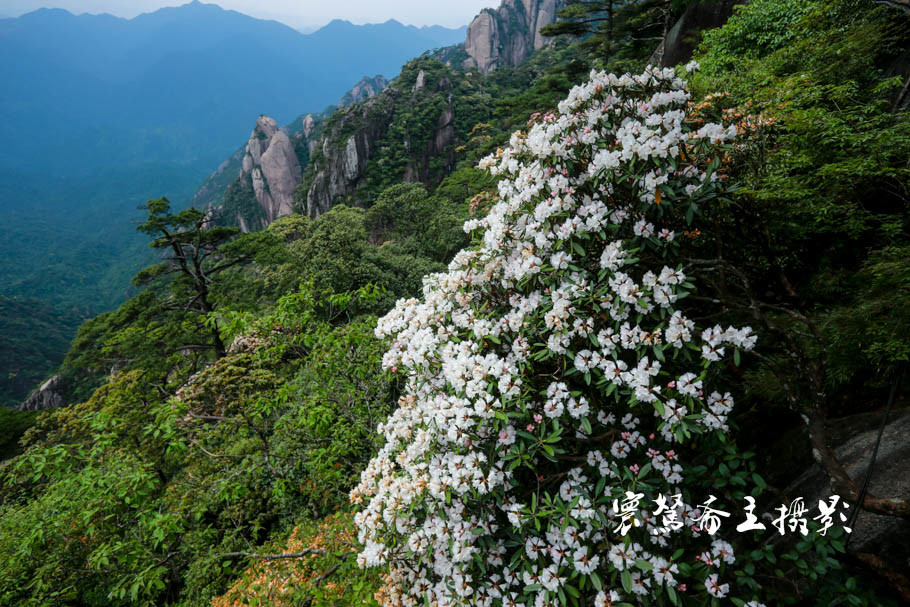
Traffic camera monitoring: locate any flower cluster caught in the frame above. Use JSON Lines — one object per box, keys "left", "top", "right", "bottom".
{"left": 352, "top": 67, "right": 762, "bottom": 606}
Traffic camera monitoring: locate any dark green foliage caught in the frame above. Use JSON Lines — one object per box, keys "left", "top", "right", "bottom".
{"left": 0, "top": 284, "right": 393, "bottom": 606}
{"left": 221, "top": 172, "right": 267, "bottom": 232}
{"left": 0, "top": 179, "right": 472, "bottom": 604}
{"left": 692, "top": 0, "right": 910, "bottom": 401}
{"left": 364, "top": 182, "right": 469, "bottom": 261}
{"left": 698, "top": 0, "right": 815, "bottom": 63}
{"left": 665, "top": 5, "right": 910, "bottom": 601}
{"left": 0, "top": 408, "right": 38, "bottom": 461}
{"left": 59, "top": 291, "right": 199, "bottom": 404}
{"left": 0, "top": 296, "right": 80, "bottom": 407}
{"left": 541, "top": 0, "right": 699, "bottom": 68}
{"left": 135, "top": 197, "right": 254, "bottom": 358}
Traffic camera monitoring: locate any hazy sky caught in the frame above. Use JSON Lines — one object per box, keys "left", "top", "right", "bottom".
{"left": 1, "top": 0, "right": 498, "bottom": 29}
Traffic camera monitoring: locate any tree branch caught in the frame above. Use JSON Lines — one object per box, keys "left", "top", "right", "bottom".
{"left": 218, "top": 549, "right": 326, "bottom": 561}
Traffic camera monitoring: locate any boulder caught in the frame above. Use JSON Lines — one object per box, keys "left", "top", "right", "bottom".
{"left": 19, "top": 375, "right": 66, "bottom": 411}
{"left": 784, "top": 408, "right": 910, "bottom": 562}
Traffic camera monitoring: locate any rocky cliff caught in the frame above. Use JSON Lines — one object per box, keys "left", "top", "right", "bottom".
{"left": 301, "top": 61, "right": 464, "bottom": 217}
{"left": 302, "top": 105, "right": 384, "bottom": 217}
{"left": 338, "top": 75, "right": 389, "bottom": 108}
{"left": 19, "top": 375, "right": 66, "bottom": 411}
{"left": 196, "top": 75, "right": 389, "bottom": 231}
{"left": 463, "top": 0, "right": 563, "bottom": 74}
{"left": 240, "top": 115, "right": 302, "bottom": 227}
{"left": 195, "top": 0, "right": 561, "bottom": 228}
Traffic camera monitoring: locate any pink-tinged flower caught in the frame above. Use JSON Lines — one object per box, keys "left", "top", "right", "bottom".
{"left": 630, "top": 464, "right": 640, "bottom": 474}
{"left": 527, "top": 424, "right": 536, "bottom": 432}
{"left": 533, "top": 413, "right": 543, "bottom": 423}
{"left": 678, "top": 584, "right": 687, "bottom": 592}
{"left": 667, "top": 381, "right": 676, "bottom": 388}
{"left": 649, "top": 433, "right": 655, "bottom": 440}
{"left": 706, "top": 573, "right": 729, "bottom": 598}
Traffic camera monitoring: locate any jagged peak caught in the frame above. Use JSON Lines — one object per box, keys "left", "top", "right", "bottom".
{"left": 253, "top": 115, "right": 280, "bottom": 139}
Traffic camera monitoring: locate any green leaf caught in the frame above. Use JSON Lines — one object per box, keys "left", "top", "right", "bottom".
{"left": 580, "top": 416, "right": 592, "bottom": 435}
{"left": 621, "top": 569, "right": 633, "bottom": 593}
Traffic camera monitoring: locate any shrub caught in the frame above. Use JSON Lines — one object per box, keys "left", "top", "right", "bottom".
{"left": 351, "top": 66, "right": 766, "bottom": 606}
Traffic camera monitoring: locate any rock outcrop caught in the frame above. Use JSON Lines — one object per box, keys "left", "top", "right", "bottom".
{"left": 19, "top": 375, "right": 66, "bottom": 411}
{"left": 240, "top": 115, "right": 302, "bottom": 226}
{"left": 304, "top": 99, "right": 388, "bottom": 217}
{"left": 404, "top": 75, "right": 456, "bottom": 183}
{"left": 193, "top": 75, "right": 389, "bottom": 231}
{"left": 463, "top": 0, "right": 563, "bottom": 74}
{"left": 338, "top": 75, "right": 389, "bottom": 108}
{"left": 302, "top": 63, "right": 458, "bottom": 217}
{"left": 783, "top": 408, "right": 910, "bottom": 563}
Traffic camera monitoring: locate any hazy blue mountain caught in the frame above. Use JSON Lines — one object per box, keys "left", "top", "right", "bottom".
{"left": 0, "top": 2, "right": 466, "bottom": 175}
{"left": 0, "top": 1, "right": 467, "bottom": 405}
{"left": 0, "top": 1, "right": 467, "bottom": 302}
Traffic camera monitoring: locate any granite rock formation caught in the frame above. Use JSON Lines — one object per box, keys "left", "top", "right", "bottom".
{"left": 193, "top": 76, "right": 390, "bottom": 231}
{"left": 463, "top": 0, "right": 562, "bottom": 74}
{"left": 302, "top": 66, "right": 457, "bottom": 217}
{"left": 19, "top": 375, "right": 66, "bottom": 411}
{"left": 241, "top": 115, "right": 301, "bottom": 225}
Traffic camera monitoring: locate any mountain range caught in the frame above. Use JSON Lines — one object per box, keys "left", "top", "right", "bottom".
{"left": 0, "top": 0, "right": 568, "bottom": 407}
{"left": 0, "top": 1, "right": 466, "bottom": 176}
{"left": 0, "top": 1, "right": 466, "bottom": 406}
{"left": 0, "top": 1, "right": 465, "bottom": 308}
{"left": 193, "top": 0, "right": 567, "bottom": 231}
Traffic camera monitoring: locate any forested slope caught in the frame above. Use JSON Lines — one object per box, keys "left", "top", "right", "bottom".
{"left": 0, "top": 1, "right": 908, "bottom": 605}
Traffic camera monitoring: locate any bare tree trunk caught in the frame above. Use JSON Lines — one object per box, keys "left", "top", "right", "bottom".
{"left": 654, "top": 0, "right": 673, "bottom": 66}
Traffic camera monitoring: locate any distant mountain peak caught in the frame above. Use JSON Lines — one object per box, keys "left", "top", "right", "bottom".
{"left": 19, "top": 7, "right": 74, "bottom": 19}
{"left": 324, "top": 18, "right": 355, "bottom": 27}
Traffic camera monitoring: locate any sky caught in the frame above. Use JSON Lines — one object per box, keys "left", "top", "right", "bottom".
{"left": 0, "top": 0, "right": 498, "bottom": 29}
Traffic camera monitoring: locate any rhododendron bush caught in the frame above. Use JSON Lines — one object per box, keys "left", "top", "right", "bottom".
{"left": 351, "top": 66, "right": 764, "bottom": 606}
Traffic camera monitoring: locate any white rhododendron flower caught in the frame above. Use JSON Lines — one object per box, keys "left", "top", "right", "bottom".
{"left": 352, "top": 66, "right": 758, "bottom": 606}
